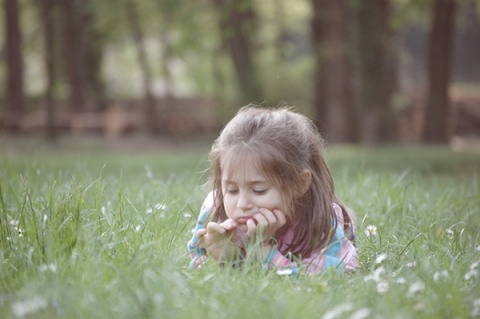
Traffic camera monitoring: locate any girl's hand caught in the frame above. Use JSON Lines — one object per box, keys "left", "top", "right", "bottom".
{"left": 245, "top": 208, "right": 286, "bottom": 243}
{"left": 196, "top": 219, "right": 240, "bottom": 261}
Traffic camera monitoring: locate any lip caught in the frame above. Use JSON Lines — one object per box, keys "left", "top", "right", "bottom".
{"left": 236, "top": 216, "right": 255, "bottom": 225}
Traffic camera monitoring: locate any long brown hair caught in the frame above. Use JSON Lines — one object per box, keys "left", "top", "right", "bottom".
{"left": 207, "top": 105, "right": 348, "bottom": 257}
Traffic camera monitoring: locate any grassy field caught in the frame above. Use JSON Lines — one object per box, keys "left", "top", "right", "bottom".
{"left": 1, "top": 136, "right": 479, "bottom": 318}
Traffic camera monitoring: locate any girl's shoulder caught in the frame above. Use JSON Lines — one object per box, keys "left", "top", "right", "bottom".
{"left": 333, "top": 202, "right": 357, "bottom": 244}
{"left": 200, "top": 191, "right": 215, "bottom": 212}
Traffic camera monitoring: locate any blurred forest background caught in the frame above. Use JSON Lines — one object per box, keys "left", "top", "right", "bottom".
{"left": 1, "top": 0, "right": 479, "bottom": 146}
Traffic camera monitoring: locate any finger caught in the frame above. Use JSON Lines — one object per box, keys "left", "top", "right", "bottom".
{"left": 258, "top": 208, "right": 277, "bottom": 224}
{"left": 253, "top": 213, "right": 268, "bottom": 228}
{"left": 220, "top": 219, "right": 238, "bottom": 230}
{"left": 196, "top": 229, "right": 206, "bottom": 238}
{"left": 206, "top": 222, "right": 226, "bottom": 234}
{"left": 245, "top": 218, "right": 257, "bottom": 237}
{"left": 272, "top": 209, "right": 287, "bottom": 226}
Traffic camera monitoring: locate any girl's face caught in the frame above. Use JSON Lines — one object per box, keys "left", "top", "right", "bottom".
{"left": 221, "top": 159, "right": 287, "bottom": 229}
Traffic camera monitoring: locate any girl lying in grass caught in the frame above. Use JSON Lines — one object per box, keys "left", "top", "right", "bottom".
{"left": 188, "top": 106, "right": 358, "bottom": 274}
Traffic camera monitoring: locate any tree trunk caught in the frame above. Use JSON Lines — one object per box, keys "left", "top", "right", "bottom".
{"left": 355, "top": 0, "right": 397, "bottom": 146}
{"left": 126, "top": 0, "right": 157, "bottom": 133}
{"left": 310, "top": 0, "right": 327, "bottom": 136}
{"left": 38, "top": 0, "right": 58, "bottom": 140}
{"left": 159, "top": 29, "right": 175, "bottom": 112}
{"left": 81, "top": 0, "right": 107, "bottom": 112}
{"left": 422, "top": 0, "right": 456, "bottom": 143}
{"left": 60, "top": 0, "right": 86, "bottom": 112}
{"left": 4, "top": 0, "right": 25, "bottom": 131}
{"left": 213, "top": 0, "right": 263, "bottom": 105}
{"left": 310, "top": 0, "right": 359, "bottom": 143}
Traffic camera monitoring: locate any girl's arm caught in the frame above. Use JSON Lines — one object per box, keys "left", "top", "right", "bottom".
{"left": 187, "top": 192, "right": 215, "bottom": 269}
{"left": 187, "top": 209, "right": 209, "bottom": 269}
{"left": 262, "top": 203, "right": 358, "bottom": 275}
{"left": 300, "top": 204, "right": 358, "bottom": 273}
{"left": 261, "top": 244, "right": 299, "bottom": 275}
{"left": 188, "top": 192, "right": 242, "bottom": 268}
{"left": 261, "top": 229, "right": 357, "bottom": 275}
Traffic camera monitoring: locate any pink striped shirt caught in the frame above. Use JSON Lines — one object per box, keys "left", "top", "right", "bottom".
{"left": 188, "top": 194, "right": 358, "bottom": 274}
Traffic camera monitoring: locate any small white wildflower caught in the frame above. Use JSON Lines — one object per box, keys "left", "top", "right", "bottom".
{"left": 406, "top": 261, "right": 416, "bottom": 268}
{"left": 135, "top": 225, "right": 142, "bottom": 232}
{"left": 475, "top": 245, "right": 480, "bottom": 252}
{"left": 472, "top": 298, "right": 480, "bottom": 317}
{"left": 364, "top": 266, "right": 385, "bottom": 283}
{"left": 464, "top": 269, "right": 479, "bottom": 281}
{"left": 365, "top": 225, "right": 377, "bottom": 237}
{"left": 322, "top": 303, "right": 354, "bottom": 319}
{"left": 376, "top": 281, "right": 389, "bottom": 294}
{"left": 70, "top": 251, "right": 79, "bottom": 265}
{"left": 471, "top": 261, "right": 480, "bottom": 271}
{"left": 38, "top": 265, "right": 48, "bottom": 272}
{"left": 146, "top": 203, "right": 167, "bottom": 215}
{"left": 396, "top": 277, "right": 406, "bottom": 284}
{"left": 49, "top": 264, "right": 57, "bottom": 273}
{"left": 348, "top": 308, "right": 371, "bottom": 319}
{"left": 11, "top": 296, "right": 48, "bottom": 317}
{"left": 445, "top": 228, "right": 454, "bottom": 239}
{"left": 294, "top": 285, "right": 313, "bottom": 293}
{"left": 155, "top": 203, "right": 166, "bottom": 210}
{"left": 433, "top": 270, "right": 449, "bottom": 282}
{"left": 10, "top": 219, "right": 20, "bottom": 227}
{"left": 38, "top": 263, "right": 57, "bottom": 273}
{"left": 375, "top": 253, "right": 387, "bottom": 264}
{"left": 407, "top": 281, "right": 425, "bottom": 297}
{"left": 276, "top": 268, "right": 293, "bottom": 276}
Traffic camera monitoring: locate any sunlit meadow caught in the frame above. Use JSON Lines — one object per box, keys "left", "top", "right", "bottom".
{"left": 1, "top": 137, "right": 479, "bottom": 319}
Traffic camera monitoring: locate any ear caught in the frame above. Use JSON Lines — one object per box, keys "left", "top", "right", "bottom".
{"left": 298, "top": 169, "right": 312, "bottom": 196}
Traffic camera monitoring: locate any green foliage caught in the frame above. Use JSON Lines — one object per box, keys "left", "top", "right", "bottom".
{"left": 0, "top": 142, "right": 479, "bottom": 318}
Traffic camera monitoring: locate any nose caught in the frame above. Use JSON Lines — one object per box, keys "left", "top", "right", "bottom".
{"left": 237, "top": 191, "right": 253, "bottom": 210}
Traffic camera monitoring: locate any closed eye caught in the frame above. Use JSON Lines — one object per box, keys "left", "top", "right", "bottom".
{"left": 225, "top": 189, "right": 239, "bottom": 195}
{"left": 253, "top": 189, "right": 267, "bottom": 195}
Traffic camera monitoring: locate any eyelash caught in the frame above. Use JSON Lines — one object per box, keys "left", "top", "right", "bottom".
{"left": 225, "top": 189, "right": 267, "bottom": 195}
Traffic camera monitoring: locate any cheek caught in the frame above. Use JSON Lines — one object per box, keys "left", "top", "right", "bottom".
{"left": 275, "top": 193, "right": 291, "bottom": 215}
{"left": 262, "top": 192, "right": 287, "bottom": 211}
{"left": 223, "top": 196, "right": 235, "bottom": 217}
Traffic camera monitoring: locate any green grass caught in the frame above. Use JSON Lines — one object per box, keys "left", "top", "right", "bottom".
{"left": 1, "top": 138, "right": 479, "bottom": 318}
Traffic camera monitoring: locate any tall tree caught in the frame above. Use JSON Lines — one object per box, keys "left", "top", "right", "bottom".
{"left": 310, "top": 0, "right": 327, "bottom": 136}
{"left": 81, "top": 1, "right": 107, "bottom": 112}
{"left": 422, "top": 0, "right": 456, "bottom": 143}
{"left": 59, "top": 0, "right": 87, "bottom": 112}
{"left": 126, "top": 0, "right": 158, "bottom": 133}
{"left": 213, "top": 0, "right": 263, "bottom": 105}
{"left": 3, "top": 0, "right": 25, "bottom": 131}
{"left": 310, "top": 0, "right": 359, "bottom": 143}
{"left": 153, "top": 0, "right": 178, "bottom": 111}
{"left": 37, "top": 0, "right": 58, "bottom": 140}
{"left": 355, "top": 0, "right": 397, "bottom": 146}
